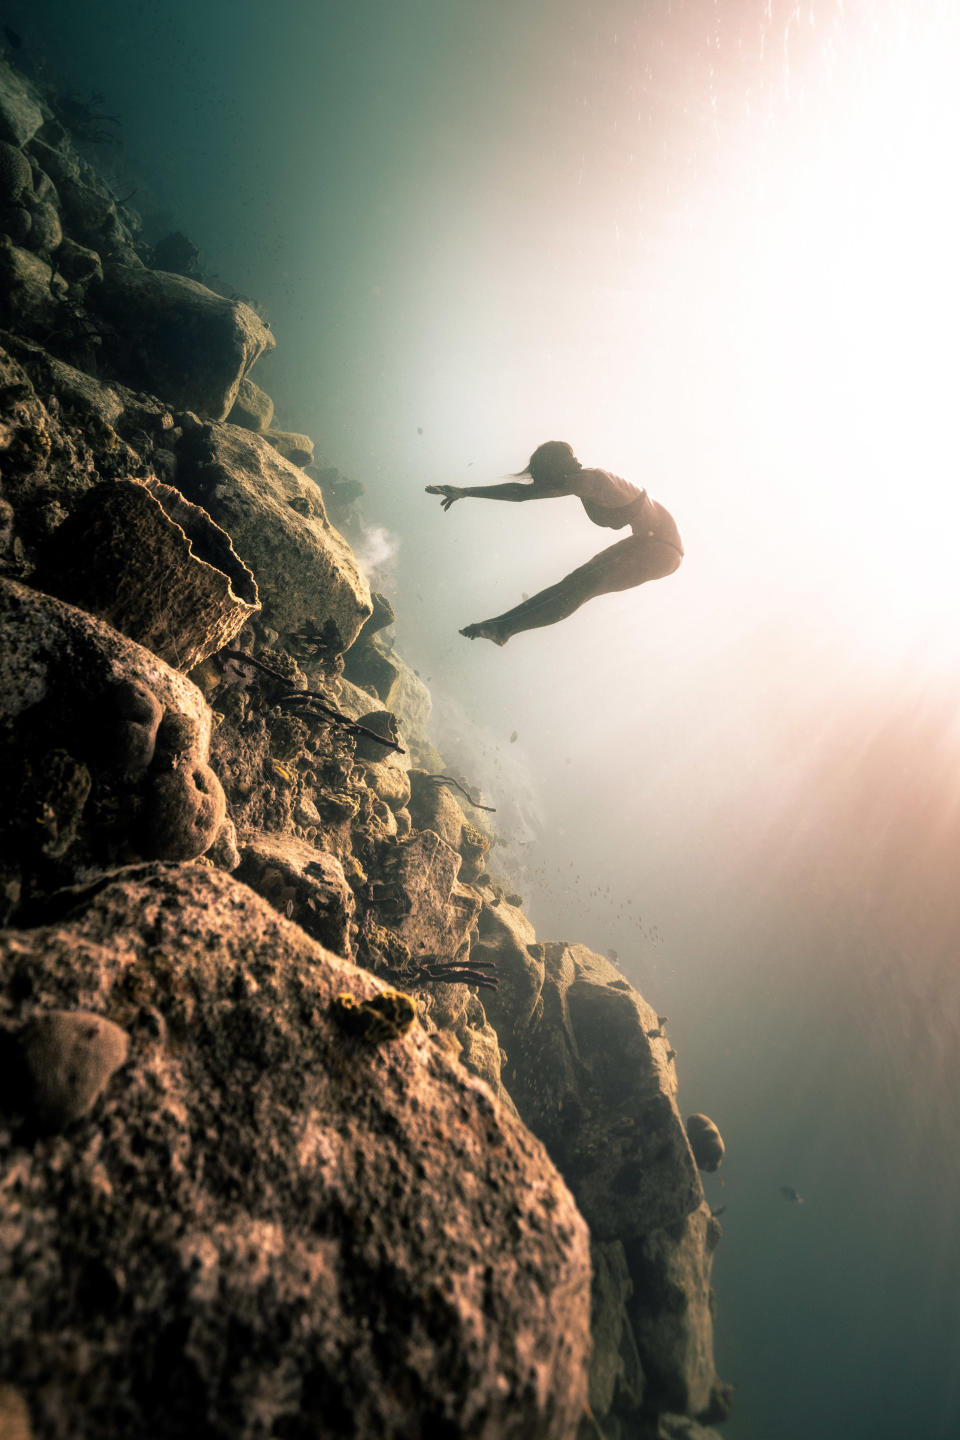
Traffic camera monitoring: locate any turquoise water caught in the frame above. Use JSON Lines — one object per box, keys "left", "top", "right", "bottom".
{"left": 22, "top": 3, "right": 960, "bottom": 1435}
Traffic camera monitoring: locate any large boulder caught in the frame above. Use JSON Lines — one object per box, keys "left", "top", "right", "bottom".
{"left": 233, "top": 833, "right": 357, "bottom": 959}
{"left": 264, "top": 425, "right": 314, "bottom": 467}
{"left": 586, "top": 1240, "right": 645, "bottom": 1421}
{"left": 470, "top": 895, "right": 545, "bottom": 1035}
{"left": 225, "top": 375, "right": 273, "bottom": 433}
{"left": 627, "top": 1206, "right": 729, "bottom": 1421}
{"left": 0, "top": 864, "right": 591, "bottom": 1440}
{"left": 95, "top": 263, "right": 275, "bottom": 420}
{"left": 380, "top": 829, "right": 481, "bottom": 965}
{"left": 505, "top": 943, "right": 702, "bottom": 1240}
{"left": 174, "top": 420, "right": 372, "bottom": 650}
{"left": 493, "top": 942, "right": 727, "bottom": 1428}
{"left": 0, "top": 579, "right": 227, "bottom": 919}
{"left": 0, "top": 239, "right": 61, "bottom": 336}
{"left": 0, "top": 60, "right": 44, "bottom": 147}
{"left": 408, "top": 769, "right": 467, "bottom": 848}
{"left": 344, "top": 637, "right": 432, "bottom": 750}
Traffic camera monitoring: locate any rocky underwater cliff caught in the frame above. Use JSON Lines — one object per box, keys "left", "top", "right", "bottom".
{"left": 0, "top": 55, "right": 732, "bottom": 1440}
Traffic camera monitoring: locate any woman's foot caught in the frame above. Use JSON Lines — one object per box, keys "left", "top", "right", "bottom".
{"left": 460, "top": 620, "right": 510, "bottom": 646}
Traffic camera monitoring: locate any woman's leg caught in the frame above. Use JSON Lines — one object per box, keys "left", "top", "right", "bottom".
{"left": 461, "top": 536, "right": 681, "bottom": 644}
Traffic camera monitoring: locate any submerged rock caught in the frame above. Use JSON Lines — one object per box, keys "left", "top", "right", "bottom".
{"left": 234, "top": 833, "right": 357, "bottom": 959}
{"left": 0, "top": 59, "right": 43, "bottom": 147}
{"left": 496, "top": 943, "right": 725, "bottom": 1426}
{"left": 626, "top": 1205, "right": 727, "bottom": 1419}
{"left": 173, "top": 420, "right": 372, "bottom": 649}
{"left": 0, "top": 238, "right": 61, "bottom": 335}
{"left": 0, "top": 578, "right": 228, "bottom": 912}
{"left": 0, "top": 864, "right": 591, "bottom": 1440}
{"left": 225, "top": 375, "right": 273, "bottom": 433}
{"left": 95, "top": 263, "right": 275, "bottom": 420}
{"left": 506, "top": 943, "right": 702, "bottom": 1239}
{"left": 685, "top": 1113, "right": 725, "bottom": 1173}
{"left": 264, "top": 425, "right": 314, "bottom": 467}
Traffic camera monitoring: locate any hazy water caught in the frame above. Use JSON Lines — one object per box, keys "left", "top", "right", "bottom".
{"left": 22, "top": 3, "right": 960, "bottom": 1436}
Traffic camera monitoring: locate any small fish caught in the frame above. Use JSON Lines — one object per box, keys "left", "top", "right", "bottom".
{"left": 509, "top": 730, "right": 518, "bottom": 743}
{"left": 779, "top": 1186, "right": 804, "bottom": 1205}
{"left": 711, "top": 1204, "right": 727, "bottom": 1218}
{"left": 606, "top": 948, "right": 619, "bottom": 962}
{"left": 657, "top": 1014, "right": 669, "bottom": 1026}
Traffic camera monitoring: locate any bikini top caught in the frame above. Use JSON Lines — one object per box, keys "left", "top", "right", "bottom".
{"left": 576, "top": 470, "right": 684, "bottom": 553}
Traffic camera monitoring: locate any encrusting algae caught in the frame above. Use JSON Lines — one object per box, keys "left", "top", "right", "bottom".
{"left": 330, "top": 989, "right": 418, "bottom": 1043}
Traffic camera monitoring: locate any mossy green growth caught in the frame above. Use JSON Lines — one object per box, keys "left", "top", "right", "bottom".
{"left": 460, "top": 822, "right": 491, "bottom": 867}
{"left": 330, "top": 989, "right": 417, "bottom": 1043}
{"left": 269, "top": 712, "right": 309, "bottom": 760}
{"left": 257, "top": 648, "right": 304, "bottom": 688}
{"left": 359, "top": 921, "right": 411, "bottom": 975}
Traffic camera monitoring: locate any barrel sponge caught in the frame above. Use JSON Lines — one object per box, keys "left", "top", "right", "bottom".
{"left": 685, "top": 1112, "right": 725, "bottom": 1172}
{"left": 142, "top": 760, "right": 226, "bottom": 860}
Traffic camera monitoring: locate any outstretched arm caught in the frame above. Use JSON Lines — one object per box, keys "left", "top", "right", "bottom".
{"left": 426, "top": 482, "right": 563, "bottom": 511}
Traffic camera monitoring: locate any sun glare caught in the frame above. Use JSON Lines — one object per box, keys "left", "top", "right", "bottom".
{"left": 731, "top": 3, "right": 960, "bottom": 664}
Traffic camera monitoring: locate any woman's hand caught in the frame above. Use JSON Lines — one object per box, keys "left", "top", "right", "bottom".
{"left": 425, "top": 484, "right": 465, "bottom": 511}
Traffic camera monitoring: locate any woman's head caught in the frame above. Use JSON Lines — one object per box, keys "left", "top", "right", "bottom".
{"left": 520, "top": 440, "right": 581, "bottom": 485}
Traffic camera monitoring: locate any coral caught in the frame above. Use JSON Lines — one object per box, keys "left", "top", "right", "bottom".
{"left": 141, "top": 761, "right": 226, "bottom": 861}
{"left": 459, "top": 818, "right": 492, "bottom": 879}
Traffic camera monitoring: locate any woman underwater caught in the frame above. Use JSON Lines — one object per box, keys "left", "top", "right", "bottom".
{"left": 426, "top": 440, "right": 683, "bottom": 646}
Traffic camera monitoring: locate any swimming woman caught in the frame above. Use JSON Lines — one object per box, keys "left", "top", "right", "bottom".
{"left": 426, "top": 440, "right": 683, "bottom": 645}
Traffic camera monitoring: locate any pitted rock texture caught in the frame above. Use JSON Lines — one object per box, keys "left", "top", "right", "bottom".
{"left": 0, "top": 579, "right": 227, "bottom": 918}
{"left": 233, "top": 833, "right": 358, "bottom": 960}
{"left": 0, "top": 864, "right": 591, "bottom": 1440}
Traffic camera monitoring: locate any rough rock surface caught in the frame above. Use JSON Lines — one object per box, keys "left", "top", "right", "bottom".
{"left": 226, "top": 375, "right": 274, "bottom": 433}
{"left": 0, "top": 61, "right": 43, "bottom": 147}
{"left": 174, "top": 421, "right": 372, "bottom": 648}
{"left": 492, "top": 940, "right": 722, "bottom": 1425}
{"left": 264, "top": 425, "right": 315, "bottom": 467}
{"left": 0, "top": 578, "right": 228, "bottom": 920}
{"left": 95, "top": 263, "right": 275, "bottom": 420}
{"left": 0, "top": 864, "right": 591, "bottom": 1440}
{"left": 0, "top": 54, "right": 730, "bottom": 1440}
